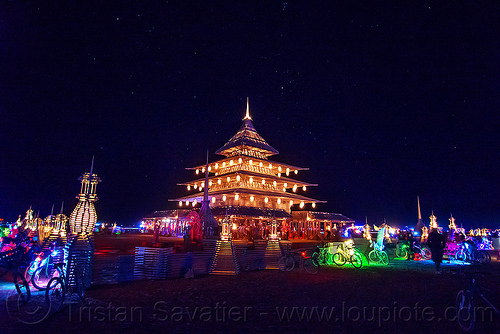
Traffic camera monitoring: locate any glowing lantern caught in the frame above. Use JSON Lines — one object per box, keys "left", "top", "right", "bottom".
{"left": 284, "top": 183, "right": 287, "bottom": 188}
{"left": 232, "top": 223, "right": 237, "bottom": 230}
{"left": 208, "top": 166, "right": 211, "bottom": 171}
{"left": 185, "top": 201, "right": 189, "bottom": 206}
{"left": 286, "top": 168, "right": 290, "bottom": 176}
{"left": 235, "top": 194, "right": 239, "bottom": 201}
{"left": 238, "top": 158, "right": 242, "bottom": 163}
{"left": 223, "top": 162, "right": 226, "bottom": 167}
{"left": 303, "top": 186, "right": 306, "bottom": 191}
{"left": 269, "top": 163, "right": 272, "bottom": 169}
{"left": 201, "top": 182, "right": 204, "bottom": 188}
{"left": 250, "top": 196, "right": 254, "bottom": 202}
{"left": 249, "top": 159, "right": 253, "bottom": 165}
{"left": 218, "top": 179, "right": 221, "bottom": 184}
{"left": 259, "top": 162, "right": 263, "bottom": 167}
{"left": 215, "top": 163, "right": 218, "bottom": 169}
{"left": 187, "top": 185, "right": 191, "bottom": 190}
{"left": 202, "top": 167, "right": 205, "bottom": 173}
{"left": 209, "top": 181, "right": 212, "bottom": 186}
{"left": 196, "top": 169, "right": 199, "bottom": 175}
{"left": 211, "top": 197, "right": 216, "bottom": 203}
{"left": 273, "top": 181, "right": 277, "bottom": 186}
{"left": 277, "top": 198, "right": 281, "bottom": 204}
{"left": 278, "top": 166, "right": 282, "bottom": 172}
{"left": 193, "top": 199, "right": 197, "bottom": 206}
{"left": 179, "top": 201, "right": 182, "bottom": 207}
{"left": 222, "top": 195, "right": 226, "bottom": 201}
{"left": 295, "top": 170, "right": 298, "bottom": 174}
{"left": 236, "top": 175, "right": 241, "bottom": 181}
{"left": 312, "top": 203, "right": 316, "bottom": 208}
{"left": 262, "top": 179, "right": 266, "bottom": 184}
{"left": 264, "top": 197, "right": 268, "bottom": 203}
{"left": 278, "top": 173, "right": 281, "bottom": 177}
{"left": 293, "top": 184, "right": 297, "bottom": 192}
{"left": 230, "top": 160, "right": 234, "bottom": 166}
{"left": 300, "top": 201, "right": 304, "bottom": 208}
{"left": 249, "top": 177, "right": 253, "bottom": 183}
{"left": 289, "top": 200, "right": 294, "bottom": 206}
{"left": 227, "top": 176, "right": 230, "bottom": 182}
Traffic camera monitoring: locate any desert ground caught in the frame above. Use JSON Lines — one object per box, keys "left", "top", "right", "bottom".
{"left": 1, "top": 233, "right": 499, "bottom": 334}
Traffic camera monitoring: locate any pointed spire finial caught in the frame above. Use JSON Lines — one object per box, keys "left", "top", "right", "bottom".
{"left": 60, "top": 201, "right": 64, "bottom": 214}
{"left": 203, "top": 150, "right": 209, "bottom": 202}
{"left": 417, "top": 195, "right": 422, "bottom": 220}
{"left": 50, "top": 204, "right": 54, "bottom": 216}
{"left": 243, "top": 97, "right": 252, "bottom": 120}
{"left": 90, "top": 155, "right": 95, "bottom": 174}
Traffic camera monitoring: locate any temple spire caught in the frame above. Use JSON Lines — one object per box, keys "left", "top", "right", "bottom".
{"left": 417, "top": 196, "right": 422, "bottom": 220}
{"left": 243, "top": 97, "right": 252, "bottom": 120}
{"left": 90, "top": 155, "right": 95, "bottom": 174}
{"left": 203, "top": 150, "right": 209, "bottom": 202}
{"left": 60, "top": 201, "right": 64, "bottom": 214}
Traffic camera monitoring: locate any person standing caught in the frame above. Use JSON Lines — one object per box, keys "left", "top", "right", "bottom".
{"left": 428, "top": 228, "right": 446, "bottom": 273}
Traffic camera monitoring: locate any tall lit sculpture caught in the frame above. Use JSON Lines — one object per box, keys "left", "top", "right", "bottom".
{"left": 429, "top": 212, "right": 438, "bottom": 230}
{"left": 69, "top": 159, "right": 101, "bottom": 234}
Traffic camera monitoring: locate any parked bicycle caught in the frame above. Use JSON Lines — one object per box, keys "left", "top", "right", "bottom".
{"left": 456, "top": 273, "right": 499, "bottom": 332}
{"left": 455, "top": 241, "right": 491, "bottom": 264}
{"left": 368, "top": 242, "right": 389, "bottom": 265}
{"left": 278, "top": 249, "right": 319, "bottom": 274}
{"left": 396, "top": 242, "right": 431, "bottom": 261}
{"left": 25, "top": 243, "right": 62, "bottom": 290}
{"left": 312, "top": 244, "right": 333, "bottom": 265}
{"left": 332, "top": 240, "right": 363, "bottom": 269}
{"left": 45, "top": 262, "right": 85, "bottom": 312}
{"left": 0, "top": 246, "right": 31, "bottom": 303}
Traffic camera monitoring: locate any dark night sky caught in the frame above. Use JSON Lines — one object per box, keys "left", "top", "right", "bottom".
{"left": 1, "top": 1, "right": 499, "bottom": 229}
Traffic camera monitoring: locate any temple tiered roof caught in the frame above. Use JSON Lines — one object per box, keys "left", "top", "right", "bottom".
{"left": 172, "top": 99, "right": 324, "bottom": 212}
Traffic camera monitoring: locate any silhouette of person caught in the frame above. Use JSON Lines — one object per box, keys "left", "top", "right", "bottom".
{"left": 428, "top": 228, "right": 446, "bottom": 273}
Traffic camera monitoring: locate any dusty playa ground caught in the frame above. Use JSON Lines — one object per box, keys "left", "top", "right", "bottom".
{"left": 2, "top": 235, "right": 499, "bottom": 333}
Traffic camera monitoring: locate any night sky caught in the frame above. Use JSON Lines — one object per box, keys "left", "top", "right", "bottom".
{"left": 1, "top": 1, "right": 499, "bottom": 229}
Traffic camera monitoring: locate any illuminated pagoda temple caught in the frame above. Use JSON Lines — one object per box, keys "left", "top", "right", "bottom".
{"left": 172, "top": 99, "right": 325, "bottom": 238}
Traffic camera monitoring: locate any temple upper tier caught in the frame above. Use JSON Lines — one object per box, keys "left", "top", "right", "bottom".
{"left": 172, "top": 100, "right": 325, "bottom": 212}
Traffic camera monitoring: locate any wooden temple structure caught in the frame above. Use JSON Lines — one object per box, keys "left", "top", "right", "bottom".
{"left": 169, "top": 99, "right": 345, "bottom": 239}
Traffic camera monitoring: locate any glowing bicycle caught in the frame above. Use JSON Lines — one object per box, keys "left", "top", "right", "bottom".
{"left": 25, "top": 244, "right": 62, "bottom": 290}
{"left": 45, "top": 262, "right": 85, "bottom": 312}
{"left": 368, "top": 242, "right": 389, "bottom": 265}
{"left": 332, "top": 240, "right": 363, "bottom": 269}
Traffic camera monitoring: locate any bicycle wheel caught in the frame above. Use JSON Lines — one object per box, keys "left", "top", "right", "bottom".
{"left": 350, "top": 253, "right": 363, "bottom": 269}
{"left": 456, "top": 289, "right": 474, "bottom": 332}
{"left": 474, "top": 250, "right": 491, "bottom": 264}
{"left": 380, "top": 251, "right": 389, "bottom": 265}
{"left": 413, "top": 252, "right": 422, "bottom": 261}
{"left": 396, "top": 247, "right": 406, "bottom": 258}
{"left": 421, "top": 247, "right": 432, "bottom": 260}
{"left": 333, "top": 253, "right": 346, "bottom": 266}
{"left": 311, "top": 252, "right": 320, "bottom": 266}
{"left": 304, "top": 258, "right": 319, "bottom": 274}
{"left": 278, "top": 255, "right": 295, "bottom": 272}
{"left": 45, "top": 277, "right": 65, "bottom": 312}
{"left": 456, "top": 249, "right": 467, "bottom": 262}
{"left": 368, "top": 250, "right": 379, "bottom": 263}
{"left": 32, "top": 266, "right": 62, "bottom": 291}
{"left": 24, "top": 262, "right": 37, "bottom": 284}
{"left": 14, "top": 272, "right": 31, "bottom": 304}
